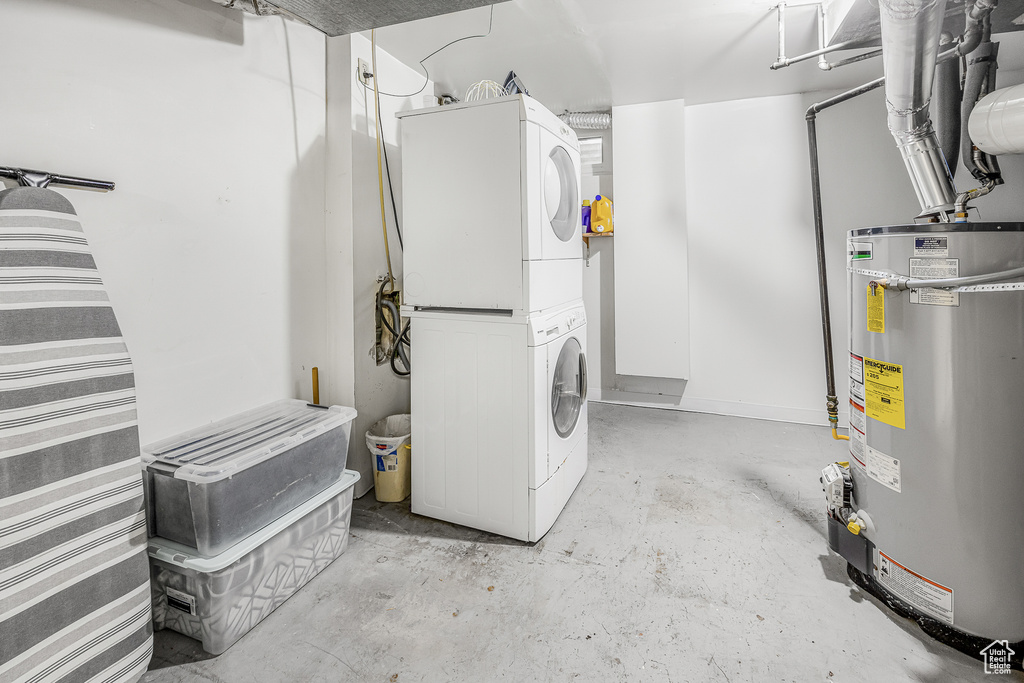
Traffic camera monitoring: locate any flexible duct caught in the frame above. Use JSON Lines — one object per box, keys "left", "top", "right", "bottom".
{"left": 558, "top": 112, "right": 612, "bottom": 130}
{"left": 879, "top": 0, "right": 956, "bottom": 216}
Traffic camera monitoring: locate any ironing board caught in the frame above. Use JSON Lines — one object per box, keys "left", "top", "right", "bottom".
{"left": 0, "top": 187, "right": 152, "bottom": 683}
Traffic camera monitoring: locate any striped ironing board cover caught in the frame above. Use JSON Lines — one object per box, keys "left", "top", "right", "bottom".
{"left": 0, "top": 187, "right": 153, "bottom": 683}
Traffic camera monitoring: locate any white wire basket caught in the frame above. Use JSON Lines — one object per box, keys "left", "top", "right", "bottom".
{"left": 464, "top": 79, "right": 510, "bottom": 101}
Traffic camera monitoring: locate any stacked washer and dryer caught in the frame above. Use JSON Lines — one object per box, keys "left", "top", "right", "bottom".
{"left": 397, "top": 95, "right": 588, "bottom": 542}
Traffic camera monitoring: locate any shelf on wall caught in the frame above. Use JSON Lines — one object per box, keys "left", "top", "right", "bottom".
{"left": 582, "top": 231, "right": 613, "bottom": 263}
{"left": 582, "top": 232, "right": 613, "bottom": 247}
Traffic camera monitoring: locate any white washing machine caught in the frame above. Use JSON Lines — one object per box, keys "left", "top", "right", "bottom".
{"left": 398, "top": 95, "right": 583, "bottom": 314}
{"left": 406, "top": 301, "right": 588, "bottom": 542}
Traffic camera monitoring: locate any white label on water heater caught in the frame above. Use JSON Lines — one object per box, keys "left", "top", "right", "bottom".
{"left": 866, "top": 445, "right": 901, "bottom": 493}
{"left": 849, "top": 355, "right": 866, "bottom": 424}
{"left": 848, "top": 241, "right": 873, "bottom": 262}
{"left": 850, "top": 378, "right": 865, "bottom": 403}
{"left": 877, "top": 551, "right": 954, "bottom": 625}
{"left": 849, "top": 400, "right": 866, "bottom": 434}
{"left": 914, "top": 236, "right": 948, "bottom": 257}
{"left": 909, "top": 258, "right": 960, "bottom": 307}
{"left": 849, "top": 427, "right": 866, "bottom": 469}
{"left": 849, "top": 353, "right": 864, "bottom": 384}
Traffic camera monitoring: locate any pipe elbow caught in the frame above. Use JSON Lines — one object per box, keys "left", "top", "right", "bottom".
{"left": 959, "top": 0, "right": 999, "bottom": 55}
{"left": 968, "top": 0, "right": 999, "bottom": 21}
{"left": 958, "top": 28, "right": 982, "bottom": 56}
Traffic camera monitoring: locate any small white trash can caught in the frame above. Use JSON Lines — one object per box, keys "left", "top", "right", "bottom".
{"left": 365, "top": 414, "right": 411, "bottom": 502}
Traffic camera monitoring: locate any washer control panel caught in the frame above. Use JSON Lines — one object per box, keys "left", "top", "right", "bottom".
{"left": 529, "top": 303, "right": 587, "bottom": 346}
{"left": 564, "top": 308, "right": 585, "bottom": 331}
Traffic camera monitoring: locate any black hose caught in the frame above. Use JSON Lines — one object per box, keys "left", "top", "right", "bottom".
{"left": 382, "top": 306, "right": 409, "bottom": 375}
{"left": 378, "top": 288, "right": 410, "bottom": 376}
{"left": 380, "top": 298, "right": 401, "bottom": 338}
{"left": 376, "top": 277, "right": 392, "bottom": 334}
{"left": 961, "top": 42, "right": 996, "bottom": 182}
{"left": 934, "top": 36, "right": 962, "bottom": 178}
{"left": 390, "top": 321, "right": 411, "bottom": 377}
{"left": 982, "top": 39, "right": 1003, "bottom": 181}
{"left": 380, "top": 297, "right": 410, "bottom": 375}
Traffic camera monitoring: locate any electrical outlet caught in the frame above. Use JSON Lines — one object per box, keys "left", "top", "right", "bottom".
{"left": 357, "top": 58, "right": 372, "bottom": 86}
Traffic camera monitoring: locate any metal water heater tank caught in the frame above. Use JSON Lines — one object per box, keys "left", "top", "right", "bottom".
{"left": 837, "top": 222, "right": 1024, "bottom": 647}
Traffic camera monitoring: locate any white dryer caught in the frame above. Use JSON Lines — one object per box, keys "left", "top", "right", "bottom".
{"left": 398, "top": 95, "right": 583, "bottom": 313}
{"left": 407, "top": 301, "right": 588, "bottom": 542}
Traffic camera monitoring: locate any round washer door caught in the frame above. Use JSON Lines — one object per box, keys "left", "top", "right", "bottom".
{"left": 543, "top": 146, "right": 580, "bottom": 243}
{"left": 551, "top": 337, "right": 587, "bottom": 438}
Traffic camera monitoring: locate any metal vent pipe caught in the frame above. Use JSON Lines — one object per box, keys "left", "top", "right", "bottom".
{"left": 558, "top": 112, "right": 612, "bottom": 130}
{"left": 879, "top": 0, "right": 957, "bottom": 217}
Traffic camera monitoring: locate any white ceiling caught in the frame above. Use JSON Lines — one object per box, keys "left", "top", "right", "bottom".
{"left": 370, "top": 0, "right": 1024, "bottom": 115}
{"left": 370, "top": 0, "right": 866, "bottom": 113}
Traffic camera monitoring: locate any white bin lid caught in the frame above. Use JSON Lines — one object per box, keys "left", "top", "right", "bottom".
{"left": 141, "top": 399, "right": 357, "bottom": 483}
{"left": 148, "top": 470, "right": 360, "bottom": 573}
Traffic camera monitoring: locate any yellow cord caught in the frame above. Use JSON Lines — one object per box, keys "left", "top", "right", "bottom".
{"left": 371, "top": 29, "right": 394, "bottom": 293}
{"left": 832, "top": 427, "right": 850, "bottom": 441}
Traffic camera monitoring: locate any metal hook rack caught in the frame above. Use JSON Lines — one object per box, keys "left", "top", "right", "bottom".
{"left": 0, "top": 166, "right": 115, "bottom": 191}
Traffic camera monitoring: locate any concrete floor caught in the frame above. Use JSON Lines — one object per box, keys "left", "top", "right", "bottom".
{"left": 143, "top": 403, "right": 1017, "bottom": 682}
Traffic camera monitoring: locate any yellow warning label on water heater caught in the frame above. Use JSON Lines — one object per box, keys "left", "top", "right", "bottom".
{"left": 863, "top": 357, "right": 905, "bottom": 429}
{"left": 867, "top": 286, "right": 885, "bottom": 333}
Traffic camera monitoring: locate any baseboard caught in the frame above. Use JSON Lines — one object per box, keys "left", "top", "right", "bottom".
{"left": 590, "top": 389, "right": 849, "bottom": 428}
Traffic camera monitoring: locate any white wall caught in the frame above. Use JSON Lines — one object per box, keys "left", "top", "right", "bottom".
{"left": 580, "top": 173, "right": 613, "bottom": 397}
{"left": 0, "top": 1, "right": 437, "bottom": 496}
{"left": 326, "top": 33, "right": 434, "bottom": 495}
{"left": 682, "top": 95, "right": 828, "bottom": 423}
{"left": 582, "top": 89, "right": 967, "bottom": 426}
{"left": 0, "top": 0, "right": 329, "bottom": 444}
{"left": 611, "top": 99, "right": 690, "bottom": 381}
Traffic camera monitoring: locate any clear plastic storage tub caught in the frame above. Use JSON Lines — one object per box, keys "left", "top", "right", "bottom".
{"left": 142, "top": 399, "right": 357, "bottom": 556}
{"left": 150, "top": 470, "right": 360, "bottom": 655}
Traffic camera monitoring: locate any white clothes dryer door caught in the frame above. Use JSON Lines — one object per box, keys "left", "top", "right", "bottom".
{"left": 525, "top": 122, "right": 583, "bottom": 262}
{"left": 546, "top": 324, "right": 588, "bottom": 475}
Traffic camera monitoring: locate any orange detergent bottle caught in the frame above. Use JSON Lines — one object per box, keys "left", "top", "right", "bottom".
{"left": 591, "top": 195, "right": 613, "bottom": 233}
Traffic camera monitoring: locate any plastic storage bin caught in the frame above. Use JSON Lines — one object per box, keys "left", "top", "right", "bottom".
{"left": 142, "top": 399, "right": 357, "bottom": 556}
{"left": 149, "top": 470, "right": 360, "bottom": 654}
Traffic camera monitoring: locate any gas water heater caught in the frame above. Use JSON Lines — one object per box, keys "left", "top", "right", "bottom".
{"left": 825, "top": 224, "right": 1024, "bottom": 655}
{"left": 801, "top": 0, "right": 1024, "bottom": 661}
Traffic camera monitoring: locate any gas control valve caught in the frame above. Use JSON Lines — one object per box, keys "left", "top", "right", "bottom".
{"left": 821, "top": 461, "right": 853, "bottom": 513}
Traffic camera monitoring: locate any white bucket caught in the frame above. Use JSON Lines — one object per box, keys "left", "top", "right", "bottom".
{"left": 365, "top": 414, "right": 411, "bottom": 502}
